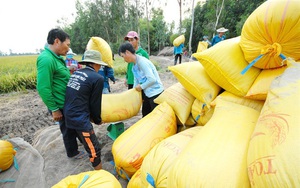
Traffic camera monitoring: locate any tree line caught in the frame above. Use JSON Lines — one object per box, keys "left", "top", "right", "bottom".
{"left": 61, "top": 0, "right": 265, "bottom": 56}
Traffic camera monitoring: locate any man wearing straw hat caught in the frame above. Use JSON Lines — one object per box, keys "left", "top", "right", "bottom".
{"left": 64, "top": 49, "right": 107, "bottom": 170}
{"left": 211, "top": 27, "right": 228, "bottom": 46}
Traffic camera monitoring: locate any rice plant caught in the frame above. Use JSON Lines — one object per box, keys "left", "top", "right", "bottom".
{"left": 0, "top": 54, "right": 158, "bottom": 93}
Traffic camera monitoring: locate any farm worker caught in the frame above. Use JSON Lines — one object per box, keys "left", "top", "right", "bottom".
{"left": 202, "top": 35, "right": 212, "bottom": 47}
{"left": 173, "top": 43, "right": 184, "bottom": 65}
{"left": 65, "top": 48, "right": 81, "bottom": 74}
{"left": 118, "top": 42, "right": 164, "bottom": 117}
{"left": 124, "top": 31, "right": 149, "bottom": 90}
{"left": 64, "top": 50, "right": 106, "bottom": 170}
{"left": 211, "top": 27, "right": 228, "bottom": 46}
{"left": 98, "top": 65, "right": 116, "bottom": 94}
{"left": 36, "top": 28, "right": 84, "bottom": 159}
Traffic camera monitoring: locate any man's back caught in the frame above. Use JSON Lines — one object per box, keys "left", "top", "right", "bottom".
{"left": 64, "top": 66, "right": 103, "bottom": 130}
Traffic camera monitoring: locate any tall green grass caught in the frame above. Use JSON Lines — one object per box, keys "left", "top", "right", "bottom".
{"left": 0, "top": 54, "right": 159, "bottom": 94}
{"left": 0, "top": 56, "right": 37, "bottom": 93}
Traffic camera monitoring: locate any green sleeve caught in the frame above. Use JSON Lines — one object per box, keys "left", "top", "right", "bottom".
{"left": 126, "top": 62, "right": 134, "bottom": 85}
{"left": 136, "top": 47, "right": 149, "bottom": 59}
{"left": 36, "top": 56, "right": 58, "bottom": 111}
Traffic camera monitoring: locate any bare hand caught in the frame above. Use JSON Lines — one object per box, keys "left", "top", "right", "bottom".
{"left": 135, "top": 84, "right": 142, "bottom": 92}
{"left": 52, "top": 110, "right": 63, "bottom": 122}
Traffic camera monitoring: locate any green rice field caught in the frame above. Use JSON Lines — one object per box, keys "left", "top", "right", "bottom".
{"left": 0, "top": 55, "right": 129, "bottom": 94}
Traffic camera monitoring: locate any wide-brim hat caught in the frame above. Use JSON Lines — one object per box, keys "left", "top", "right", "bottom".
{"left": 216, "top": 27, "right": 228, "bottom": 33}
{"left": 124, "top": 31, "right": 139, "bottom": 40}
{"left": 67, "top": 48, "right": 77, "bottom": 55}
{"left": 79, "top": 50, "right": 108, "bottom": 66}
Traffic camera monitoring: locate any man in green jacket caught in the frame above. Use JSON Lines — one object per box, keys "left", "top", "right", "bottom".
{"left": 37, "top": 28, "right": 84, "bottom": 159}
{"left": 124, "top": 31, "right": 149, "bottom": 89}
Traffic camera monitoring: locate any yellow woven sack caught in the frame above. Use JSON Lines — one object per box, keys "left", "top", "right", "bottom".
{"left": 0, "top": 140, "right": 16, "bottom": 172}
{"left": 167, "top": 99, "right": 260, "bottom": 187}
{"left": 173, "top": 35, "right": 185, "bottom": 47}
{"left": 168, "top": 61, "right": 221, "bottom": 104}
{"left": 86, "top": 37, "right": 113, "bottom": 67}
{"left": 245, "top": 66, "right": 287, "bottom": 100}
{"left": 247, "top": 60, "right": 300, "bottom": 187}
{"left": 52, "top": 170, "right": 121, "bottom": 188}
{"left": 211, "top": 91, "right": 265, "bottom": 112}
{"left": 240, "top": 0, "right": 300, "bottom": 70}
{"left": 193, "top": 37, "right": 261, "bottom": 97}
{"left": 127, "top": 169, "right": 142, "bottom": 188}
{"left": 112, "top": 102, "right": 177, "bottom": 180}
{"left": 140, "top": 126, "right": 202, "bottom": 188}
{"left": 101, "top": 89, "right": 142, "bottom": 122}
{"left": 183, "top": 114, "right": 197, "bottom": 127}
{"left": 196, "top": 41, "right": 208, "bottom": 53}
{"left": 191, "top": 98, "right": 214, "bottom": 126}
{"left": 154, "top": 82, "right": 195, "bottom": 124}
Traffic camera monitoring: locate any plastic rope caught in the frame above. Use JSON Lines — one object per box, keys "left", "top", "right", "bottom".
{"left": 0, "top": 169, "right": 16, "bottom": 183}
{"left": 110, "top": 160, "right": 117, "bottom": 175}
{"left": 0, "top": 179, "right": 16, "bottom": 183}
{"left": 13, "top": 156, "right": 19, "bottom": 171}
{"left": 195, "top": 103, "right": 206, "bottom": 121}
{"left": 146, "top": 173, "right": 156, "bottom": 188}
{"left": 119, "top": 168, "right": 131, "bottom": 181}
{"left": 241, "top": 54, "right": 263, "bottom": 75}
{"left": 110, "top": 160, "right": 131, "bottom": 181}
{"left": 279, "top": 54, "right": 287, "bottom": 61}
{"left": 78, "top": 174, "right": 89, "bottom": 188}
{"left": 195, "top": 114, "right": 200, "bottom": 121}
{"left": 241, "top": 53, "right": 287, "bottom": 75}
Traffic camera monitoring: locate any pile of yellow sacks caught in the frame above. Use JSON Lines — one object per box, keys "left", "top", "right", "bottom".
{"left": 53, "top": 1, "right": 300, "bottom": 187}
{"left": 114, "top": 0, "right": 300, "bottom": 187}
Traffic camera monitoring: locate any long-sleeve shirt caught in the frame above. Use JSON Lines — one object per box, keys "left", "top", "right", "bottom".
{"left": 173, "top": 43, "right": 184, "bottom": 55}
{"left": 211, "top": 35, "right": 226, "bottom": 46}
{"left": 98, "top": 66, "right": 115, "bottom": 92}
{"left": 132, "top": 55, "right": 164, "bottom": 98}
{"left": 64, "top": 66, "right": 104, "bottom": 131}
{"left": 126, "top": 47, "right": 149, "bottom": 85}
{"left": 36, "top": 47, "right": 70, "bottom": 111}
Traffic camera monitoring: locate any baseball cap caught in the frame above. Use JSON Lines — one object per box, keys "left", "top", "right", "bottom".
{"left": 79, "top": 50, "right": 108, "bottom": 66}
{"left": 124, "top": 31, "right": 139, "bottom": 40}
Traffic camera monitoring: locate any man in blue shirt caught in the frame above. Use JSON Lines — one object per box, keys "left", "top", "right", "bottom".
{"left": 98, "top": 65, "right": 116, "bottom": 94}
{"left": 173, "top": 43, "right": 184, "bottom": 65}
{"left": 118, "top": 42, "right": 164, "bottom": 117}
{"left": 211, "top": 27, "right": 228, "bottom": 46}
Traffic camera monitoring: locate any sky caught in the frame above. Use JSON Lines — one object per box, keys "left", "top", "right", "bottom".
{"left": 0, "top": 0, "right": 196, "bottom": 54}
{"left": 0, "top": 0, "right": 78, "bottom": 54}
